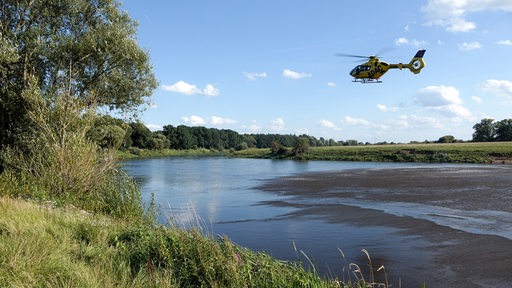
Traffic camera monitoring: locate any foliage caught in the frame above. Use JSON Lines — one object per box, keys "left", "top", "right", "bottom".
{"left": 472, "top": 118, "right": 496, "bottom": 142}
{"left": 472, "top": 118, "right": 512, "bottom": 142}
{"left": 0, "top": 78, "right": 147, "bottom": 220}
{"left": 293, "top": 137, "right": 310, "bottom": 157}
{"left": 437, "top": 135, "right": 455, "bottom": 143}
{"left": 495, "top": 119, "right": 512, "bottom": 141}
{"left": 0, "top": 0, "right": 157, "bottom": 157}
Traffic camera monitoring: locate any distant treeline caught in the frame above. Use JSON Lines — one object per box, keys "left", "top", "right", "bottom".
{"left": 86, "top": 116, "right": 512, "bottom": 152}
{"left": 129, "top": 123, "right": 351, "bottom": 151}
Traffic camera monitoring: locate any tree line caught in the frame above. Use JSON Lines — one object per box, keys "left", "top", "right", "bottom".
{"left": 88, "top": 115, "right": 504, "bottom": 152}
{"left": 122, "top": 121, "right": 349, "bottom": 151}
{"left": 472, "top": 118, "right": 512, "bottom": 142}
{"left": 85, "top": 117, "right": 512, "bottom": 154}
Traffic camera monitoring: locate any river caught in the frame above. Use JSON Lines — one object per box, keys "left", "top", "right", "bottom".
{"left": 122, "top": 157, "right": 512, "bottom": 287}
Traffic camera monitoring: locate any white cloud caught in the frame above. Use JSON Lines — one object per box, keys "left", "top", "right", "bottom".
{"left": 471, "top": 96, "right": 482, "bottom": 103}
{"left": 320, "top": 119, "right": 336, "bottom": 128}
{"left": 497, "top": 40, "right": 512, "bottom": 46}
{"left": 181, "top": 115, "right": 236, "bottom": 126}
{"left": 241, "top": 120, "right": 262, "bottom": 133}
{"left": 203, "top": 84, "right": 220, "bottom": 96}
{"left": 377, "top": 104, "right": 399, "bottom": 112}
{"left": 282, "top": 69, "right": 312, "bottom": 79}
{"left": 429, "top": 105, "right": 473, "bottom": 120}
{"left": 327, "top": 82, "right": 336, "bottom": 87}
{"left": 394, "top": 37, "right": 428, "bottom": 47}
{"left": 414, "top": 85, "right": 473, "bottom": 120}
{"left": 244, "top": 72, "right": 267, "bottom": 80}
{"left": 409, "top": 114, "right": 444, "bottom": 129}
{"left": 447, "top": 18, "right": 476, "bottom": 33}
{"left": 342, "top": 116, "right": 370, "bottom": 126}
{"left": 162, "top": 81, "right": 219, "bottom": 96}
{"left": 415, "top": 85, "right": 462, "bottom": 106}
{"left": 422, "top": 0, "right": 512, "bottom": 33}
{"left": 481, "top": 79, "right": 512, "bottom": 98}
{"left": 146, "top": 123, "right": 163, "bottom": 131}
{"left": 210, "top": 116, "right": 236, "bottom": 125}
{"left": 181, "top": 115, "right": 206, "bottom": 125}
{"left": 458, "top": 41, "right": 481, "bottom": 51}
{"left": 270, "top": 118, "right": 285, "bottom": 131}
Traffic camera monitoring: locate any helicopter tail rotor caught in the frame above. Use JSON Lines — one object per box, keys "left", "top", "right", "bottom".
{"left": 407, "top": 49, "right": 426, "bottom": 74}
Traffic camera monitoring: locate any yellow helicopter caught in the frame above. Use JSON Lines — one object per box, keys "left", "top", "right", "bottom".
{"left": 336, "top": 49, "right": 426, "bottom": 83}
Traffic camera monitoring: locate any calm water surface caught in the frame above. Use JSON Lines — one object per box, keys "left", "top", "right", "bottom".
{"left": 121, "top": 157, "right": 454, "bottom": 282}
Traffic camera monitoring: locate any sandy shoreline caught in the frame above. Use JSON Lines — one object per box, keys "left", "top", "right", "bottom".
{"left": 257, "top": 166, "right": 512, "bottom": 287}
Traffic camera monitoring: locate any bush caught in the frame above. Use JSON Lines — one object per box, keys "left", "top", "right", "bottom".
{"left": 0, "top": 78, "right": 148, "bottom": 222}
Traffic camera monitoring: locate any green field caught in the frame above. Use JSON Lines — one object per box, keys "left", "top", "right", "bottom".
{"left": 231, "top": 142, "right": 512, "bottom": 164}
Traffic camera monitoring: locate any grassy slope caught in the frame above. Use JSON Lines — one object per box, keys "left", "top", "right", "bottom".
{"left": 0, "top": 197, "right": 347, "bottom": 288}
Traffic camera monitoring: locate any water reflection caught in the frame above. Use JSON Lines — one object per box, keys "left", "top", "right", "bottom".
{"left": 121, "top": 157, "right": 454, "bottom": 286}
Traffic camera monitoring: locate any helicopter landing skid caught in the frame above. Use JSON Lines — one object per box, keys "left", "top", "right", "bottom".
{"left": 352, "top": 78, "right": 382, "bottom": 84}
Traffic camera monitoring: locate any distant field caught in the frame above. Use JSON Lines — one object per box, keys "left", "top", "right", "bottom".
{"left": 231, "top": 142, "right": 512, "bottom": 164}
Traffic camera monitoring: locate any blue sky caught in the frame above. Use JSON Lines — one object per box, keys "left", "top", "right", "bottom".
{"left": 121, "top": 0, "right": 512, "bottom": 143}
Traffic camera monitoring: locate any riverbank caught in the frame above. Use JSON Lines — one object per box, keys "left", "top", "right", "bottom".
{"left": 257, "top": 165, "right": 512, "bottom": 287}
{"left": 118, "top": 142, "right": 512, "bottom": 164}
{"left": 232, "top": 142, "right": 512, "bottom": 164}
{"left": 0, "top": 196, "right": 342, "bottom": 287}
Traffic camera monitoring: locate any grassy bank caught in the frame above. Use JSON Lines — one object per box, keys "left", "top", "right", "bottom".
{"left": 118, "top": 148, "right": 227, "bottom": 159}
{"left": 231, "top": 142, "right": 512, "bottom": 164}
{"left": 1, "top": 196, "right": 386, "bottom": 288}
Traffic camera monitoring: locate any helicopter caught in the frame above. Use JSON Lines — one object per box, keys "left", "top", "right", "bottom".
{"left": 336, "top": 49, "right": 426, "bottom": 83}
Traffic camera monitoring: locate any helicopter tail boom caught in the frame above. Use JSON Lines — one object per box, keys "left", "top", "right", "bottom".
{"left": 390, "top": 49, "right": 426, "bottom": 74}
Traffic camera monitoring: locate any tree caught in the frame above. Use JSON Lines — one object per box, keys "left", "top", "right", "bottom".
{"left": 130, "top": 122, "right": 152, "bottom": 149}
{"left": 292, "top": 137, "right": 310, "bottom": 157}
{"left": 472, "top": 118, "right": 496, "bottom": 142}
{"left": 495, "top": 119, "right": 512, "bottom": 141}
{"left": 437, "top": 135, "right": 455, "bottom": 143}
{"left": 147, "top": 133, "right": 170, "bottom": 150}
{"left": 0, "top": 0, "right": 157, "bottom": 151}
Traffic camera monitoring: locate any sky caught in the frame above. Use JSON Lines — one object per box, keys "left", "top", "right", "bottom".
{"left": 121, "top": 0, "right": 512, "bottom": 143}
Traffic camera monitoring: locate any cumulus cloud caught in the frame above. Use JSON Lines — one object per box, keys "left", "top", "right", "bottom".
{"left": 210, "top": 116, "right": 236, "bottom": 125}
{"left": 162, "top": 81, "right": 219, "bottom": 96}
{"left": 458, "top": 41, "right": 481, "bottom": 51}
{"left": 241, "top": 120, "right": 262, "bottom": 133}
{"left": 270, "top": 118, "right": 285, "bottom": 131}
{"left": 414, "top": 85, "right": 462, "bottom": 106}
{"left": 343, "top": 116, "right": 370, "bottom": 126}
{"left": 414, "top": 85, "right": 473, "bottom": 120}
{"left": 394, "top": 37, "right": 428, "bottom": 47}
{"left": 181, "top": 115, "right": 206, "bottom": 125}
{"left": 320, "top": 119, "right": 336, "bottom": 129}
{"left": 282, "top": 69, "right": 312, "bottom": 79}
{"left": 327, "top": 82, "right": 336, "bottom": 87}
{"left": 181, "top": 115, "right": 236, "bottom": 126}
{"left": 244, "top": 72, "right": 267, "bottom": 80}
{"left": 377, "top": 104, "right": 399, "bottom": 112}
{"left": 471, "top": 96, "right": 483, "bottom": 103}
{"left": 497, "top": 40, "right": 512, "bottom": 46}
{"left": 422, "top": 0, "right": 512, "bottom": 33}
{"left": 480, "top": 79, "right": 512, "bottom": 98}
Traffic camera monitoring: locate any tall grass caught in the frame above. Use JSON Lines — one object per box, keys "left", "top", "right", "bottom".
{"left": 0, "top": 196, "right": 402, "bottom": 287}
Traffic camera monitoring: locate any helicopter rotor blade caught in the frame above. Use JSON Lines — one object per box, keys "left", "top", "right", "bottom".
{"left": 334, "top": 53, "right": 370, "bottom": 59}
